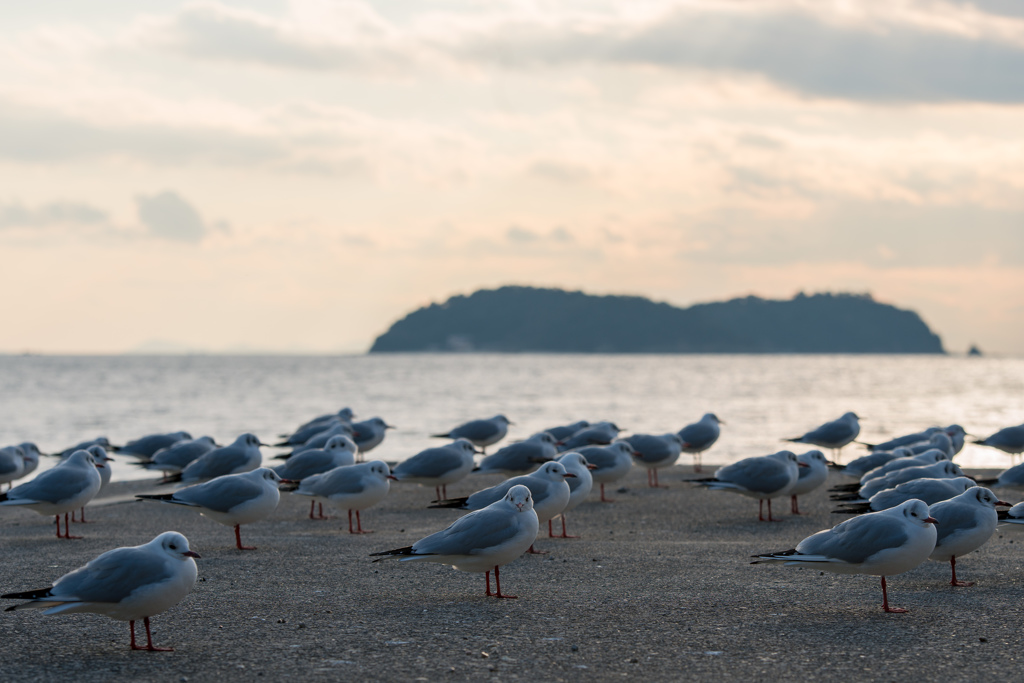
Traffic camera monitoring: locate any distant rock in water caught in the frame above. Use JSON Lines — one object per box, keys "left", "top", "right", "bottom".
{"left": 968, "top": 344, "right": 983, "bottom": 357}
{"left": 369, "top": 287, "right": 945, "bottom": 354}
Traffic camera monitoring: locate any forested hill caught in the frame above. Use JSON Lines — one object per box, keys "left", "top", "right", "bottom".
{"left": 368, "top": 287, "right": 945, "bottom": 354}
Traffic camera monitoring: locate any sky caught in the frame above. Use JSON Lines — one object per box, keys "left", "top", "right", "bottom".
{"left": 1, "top": 0, "right": 1022, "bottom": 355}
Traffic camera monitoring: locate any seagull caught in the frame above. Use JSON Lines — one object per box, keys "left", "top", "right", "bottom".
{"left": 901, "top": 433, "right": 955, "bottom": 459}
{"left": 14, "top": 442, "right": 42, "bottom": 479}
{"left": 431, "top": 461, "right": 574, "bottom": 553}
{"left": 557, "top": 422, "right": 622, "bottom": 452}
{"left": 690, "top": 451, "right": 804, "bottom": 521}
{"left": 975, "top": 461, "right": 1024, "bottom": 490}
{"left": 972, "top": 423, "right": 1024, "bottom": 461}
{"left": 289, "top": 407, "right": 355, "bottom": 435}
{"left": 171, "top": 433, "right": 266, "bottom": 485}
{"left": 678, "top": 413, "right": 724, "bottom": 472}
{"left": 138, "top": 436, "right": 218, "bottom": 475}
{"left": 0, "top": 450, "right": 102, "bottom": 539}
{"left": 432, "top": 415, "right": 511, "bottom": 453}
{"left": 578, "top": 442, "right": 635, "bottom": 502}
{"left": 137, "top": 468, "right": 284, "bottom": 550}
{"left": 474, "top": 432, "right": 558, "bottom": 476}
{"left": 549, "top": 452, "right": 595, "bottom": 538}
{"left": 789, "top": 450, "right": 830, "bottom": 515}
{"left": 928, "top": 487, "right": 1010, "bottom": 586}
{"left": 832, "top": 477, "right": 977, "bottom": 515}
{"left": 56, "top": 437, "right": 114, "bottom": 459}
{"left": 622, "top": 433, "right": 683, "bottom": 488}
{"left": 2, "top": 531, "right": 199, "bottom": 651}
{"left": 785, "top": 412, "right": 861, "bottom": 462}
{"left": 280, "top": 423, "right": 355, "bottom": 459}
{"left": 71, "top": 445, "right": 114, "bottom": 523}
{"left": 391, "top": 439, "right": 478, "bottom": 500}
{"left": 855, "top": 450, "right": 951, "bottom": 485}
{"left": 273, "top": 435, "right": 358, "bottom": 519}
{"left": 997, "top": 501, "right": 1024, "bottom": 527}
{"left": 541, "top": 421, "right": 590, "bottom": 442}
{"left": 350, "top": 417, "right": 394, "bottom": 457}
{"left": 752, "top": 499, "right": 938, "bottom": 613}
{"left": 371, "top": 484, "right": 538, "bottom": 599}
{"left": 834, "top": 448, "right": 913, "bottom": 479}
{"left": 0, "top": 446, "right": 27, "bottom": 492}
{"left": 289, "top": 460, "right": 395, "bottom": 534}
{"left": 115, "top": 431, "right": 192, "bottom": 460}
{"left": 830, "top": 461, "right": 966, "bottom": 502}
{"left": 858, "top": 426, "right": 943, "bottom": 452}
{"left": 277, "top": 407, "right": 355, "bottom": 445}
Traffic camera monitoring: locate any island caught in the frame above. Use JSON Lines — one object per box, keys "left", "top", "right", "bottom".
{"left": 368, "top": 286, "right": 945, "bottom": 354}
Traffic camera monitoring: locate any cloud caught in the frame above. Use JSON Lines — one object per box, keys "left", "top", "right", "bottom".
{"left": 0, "top": 201, "right": 109, "bottom": 229}
{"left": 135, "top": 190, "right": 208, "bottom": 243}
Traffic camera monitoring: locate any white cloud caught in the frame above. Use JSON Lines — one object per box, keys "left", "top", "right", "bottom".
{"left": 136, "top": 190, "right": 209, "bottom": 243}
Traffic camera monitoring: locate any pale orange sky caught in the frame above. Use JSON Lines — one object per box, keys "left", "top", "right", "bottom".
{"left": 1, "top": 0, "right": 1023, "bottom": 354}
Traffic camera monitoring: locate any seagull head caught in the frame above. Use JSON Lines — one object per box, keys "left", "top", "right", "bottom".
{"left": 901, "top": 499, "right": 938, "bottom": 526}
{"left": 505, "top": 484, "right": 533, "bottom": 513}
{"left": 366, "top": 460, "right": 397, "bottom": 481}
{"left": 325, "top": 435, "right": 358, "bottom": 453}
{"left": 970, "top": 487, "right": 1012, "bottom": 508}
{"left": 537, "top": 461, "right": 574, "bottom": 480}
{"left": 155, "top": 531, "right": 201, "bottom": 560}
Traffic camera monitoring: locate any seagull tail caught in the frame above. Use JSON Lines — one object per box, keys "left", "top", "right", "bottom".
{"left": 273, "top": 453, "right": 293, "bottom": 461}
{"left": 827, "top": 483, "right": 860, "bottom": 493}
{"left": 854, "top": 440, "right": 876, "bottom": 449}
{"left": 829, "top": 492, "right": 866, "bottom": 502}
{"left": 157, "top": 473, "right": 183, "bottom": 485}
{"left": 428, "top": 497, "right": 469, "bottom": 509}
{"left": 749, "top": 549, "right": 799, "bottom": 564}
{"left": 831, "top": 503, "right": 871, "bottom": 514}
{"left": 430, "top": 433, "right": 452, "bottom": 439}
{"left": 369, "top": 545, "right": 416, "bottom": 562}
{"left": 974, "top": 477, "right": 998, "bottom": 486}
{"left": 2, "top": 587, "right": 57, "bottom": 610}
{"left": 135, "top": 493, "right": 197, "bottom": 507}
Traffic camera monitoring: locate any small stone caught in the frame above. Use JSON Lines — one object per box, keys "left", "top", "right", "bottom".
{"left": 481, "top": 652, "right": 489, "bottom": 659}
{"left": 980, "top": 637, "right": 988, "bottom": 643}
{"left": 298, "top": 623, "right": 306, "bottom": 629}
{"left": 629, "top": 658, "right": 639, "bottom": 664}
{"left": 571, "top": 645, "right": 579, "bottom": 652}
{"left": 277, "top": 618, "right": 287, "bottom": 624}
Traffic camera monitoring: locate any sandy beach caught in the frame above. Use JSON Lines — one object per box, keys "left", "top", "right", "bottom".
{"left": 2, "top": 466, "right": 1022, "bottom": 682}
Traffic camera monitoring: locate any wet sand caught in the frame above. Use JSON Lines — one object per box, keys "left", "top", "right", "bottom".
{"left": 2, "top": 466, "right": 1022, "bottom": 682}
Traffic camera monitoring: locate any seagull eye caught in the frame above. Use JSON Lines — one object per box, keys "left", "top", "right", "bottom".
{"left": 169, "top": 544, "right": 177, "bottom": 549}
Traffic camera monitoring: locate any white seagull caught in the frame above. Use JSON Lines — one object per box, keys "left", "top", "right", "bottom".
{"left": 174, "top": 433, "right": 266, "bottom": 485}
{"left": 789, "top": 450, "right": 830, "bottom": 515}
{"left": 371, "top": 484, "right": 538, "bottom": 599}
{"left": 116, "top": 431, "right": 192, "bottom": 460}
{"left": 2, "top": 531, "right": 199, "bottom": 651}
{"left": 578, "top": 442, "right": 635, "bottom": 503}
{"left": 0, "top": 450, "right": 102, "bottom": 539}
{"left": 832, "top": 477, "right": 977, "bottom": 515}
{"left": 623, "top": 433, "right": 684, "bottom": 488}
{"left": 290, "top": 460, "right": 395, "bottom": 534}
{"left": 474, "top": 432, "right": 558, "bottom": 476}
{"left": 350, "top": 417, "right": 394, "bottom": 457}
{"left": 785, "top": 412, "right": 861, "bottom": 461}
{"left": 832, "top": 461, "right": 966, "bottom": 502}
{"left": 137, "top": 468, "right": 284, "bottom": 550}
{"left": 753, "top": 499, "right": 938, "bottom": 613}
{"left": 432, "top": 415, "right": 512, "bottom": 453}
{"left": 549, "top": 452, "right": 595, "bottom": 538}
{"left": 391, "top": 439, "right": 479, "bottom": 500}
{"left": 139, "top": 436, "right": 218, "bottom": 475}
{"left": 973, "top": 424, "right": 1024, "bottom": 461}
{"left": 928, "top": 487, "right": 1010, "bottom": 586}
{"left": 273, "top": 435, "right": 358, "bottom": 519}
{"left": 678, "top": 413, "right": 724, "bottom": 472}
{"left": 691, "top": 451, "right": 804, "bottom": 521}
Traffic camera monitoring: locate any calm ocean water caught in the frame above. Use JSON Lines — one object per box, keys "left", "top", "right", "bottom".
{"left": 1, "top": 353, "right": 1021, "bottom": 484}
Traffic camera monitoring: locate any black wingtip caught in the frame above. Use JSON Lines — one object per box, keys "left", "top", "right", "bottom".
{"left": 369, "top": 545, "right": 415, "bottom": 558}
{"left": 136, "top": 494, "right": 176, "bottom": 501}
{"left": 2, "top": 586, "right": 54, "bottom": 601}
{"left": 427, "top": 497, "right": 468, "bottom": 509}
{"left": 158, "top": 473, "right": 183, "bottom": 485}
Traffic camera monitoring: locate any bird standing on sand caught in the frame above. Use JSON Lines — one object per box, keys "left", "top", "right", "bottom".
{"left": 0, "top": 450, "right": 102, "bottom": 539}
{"left": 351, "top": 417, "right": 394, "bottom": 458}
{"left": 578, "top": 442, "right": 635, "bottom": 503}
{"left": 138, "top": 436, "right": 218, "bottom": 476}
{"left": 432, "top": 415, "right": 511, "bottom": 453}
{"left": 174, "top": 433, "right": 266, "bottom": 485}
{"left": 972, "top": 424, "right": 1024, "bottom": 462}
{"left": 371, "top": 485, "right": 538, "bottom": 599}
{"left": 691, "top": 450, "right": 804, "bottom": 522}
{"left": 927, "top": 487, "right": 1009, "bottom": 586}
{"left": 474, "top": 432, "right": 557, "bottom": 476}
{"left": 678, "top": 413, "right": 723, "bottom": 472}
{"left": 752, "top": 499, "right": 938, "bottom": 613}
{"left": 137, "top": 468, "right": 284, "bottom": 550}
{"left": 116, "top": 431, "right": 192, "bottom": 460}
{"left": 623, "top": 433, "right": 683, "bottom": 488}
{"left": 788, "top": 450, "right": 829, "bottom": 515}
{"left": 289, "top": 460, "right": 395, "bottom": 534}
{"left": 273, "top": 435, "right": 358, "bottom": 519}
{"left": 785, "top": 412, "right": 861, "bottom": 462}
{"left": 549, "top": 452, "right": 595, "bottom": 538}
{"left": 2, "top": 531, "right": 199, "bottom": 651}
{"left": 391, "top": 439, "right": 478, "bottom": 500}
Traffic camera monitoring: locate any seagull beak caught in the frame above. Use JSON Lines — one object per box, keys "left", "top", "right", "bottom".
{"left": 798, "top": 462, "right": 810, "bottom": 468}
{"left": 997, "top": 500, "right": 1014, "bottom": 507}
{"left": 925, "top": 516, "right": 938, "bottom": 525}
{"left": 183, "top": 550, "right": 201, "bottom": 558}
{"left": 279, "top": 479, "right": 299, "bottom": 485}
{"left": 258, "top": 442, "right": 272, "bottom": 447}
{"left": 564, "top": 473, "right": 577, "bottom": 478}
{"left": 586, "top": 464, "right": 598, "bottom": 470}
{"left": 387, "top": 475, "right": 399, "bottom": 480}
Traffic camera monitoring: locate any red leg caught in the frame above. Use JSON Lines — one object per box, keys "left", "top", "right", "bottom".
{"left": 694, "top": 453, "right": 703, "bottom": 473}
{"left": 79, "top": 506, "right": 89, "bottom": 523}
{"left": 485, "top": 570, "right": 492, "bottom": 596}
{"left": 442, "top": 485, "right": 448, "bottom": 499}
{"left": 600, "top": 483, "right": 615, "bottom": 503}
{"left": 349, "top": 510, "right": 373, "bottom": 534}
{"left": 309, "top": 500, "right": 316, "bottom": 520}
{"left": 950, "top": 556, "right": 974, "bottom": 587}
{"left": 526, "top": 543, "right": 548, "bottom": 555}
{"left": 652, "top": 469, "right": 667, "bottom": 488}
{"left": 791, "top": 495, "right": 803, "bottom": 515}
{"left": 559, "top": 515, "right": 578, "bottom": 539}
{"left": 881, "top": 576, "right": 908, "bottom": 613}
{"left": 548, "top": 519, "right": 554, "bottom": 538}
{"left": 235, "top": 524, "right": 256, "bottom": 550}
{"left": 61, "top": 512, "right": 82, "bottom": 539}
{"left": 130, "top": 620, "right": 138, "bottom": 649}
{"left": 139, "top": 616, "right": 173, "bottom": 652}
{"left": 435, "top": 486, "right": 442, "bottom": 501}
{"left": 492, "top": 565, "right": 517, "bottom": 599}
{"left": 54, "top": 514, "right": 61, "bottom": 538}
{"left": 758, "top": 499, "right": 766, "bottom": 522}
{"left": 766, "top": 499, "right": 783, "bottom": 522}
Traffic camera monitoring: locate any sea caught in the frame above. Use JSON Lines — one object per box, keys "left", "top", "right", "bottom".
{"left": 1, "top": 353, "right": 1021, "bottom": 484}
